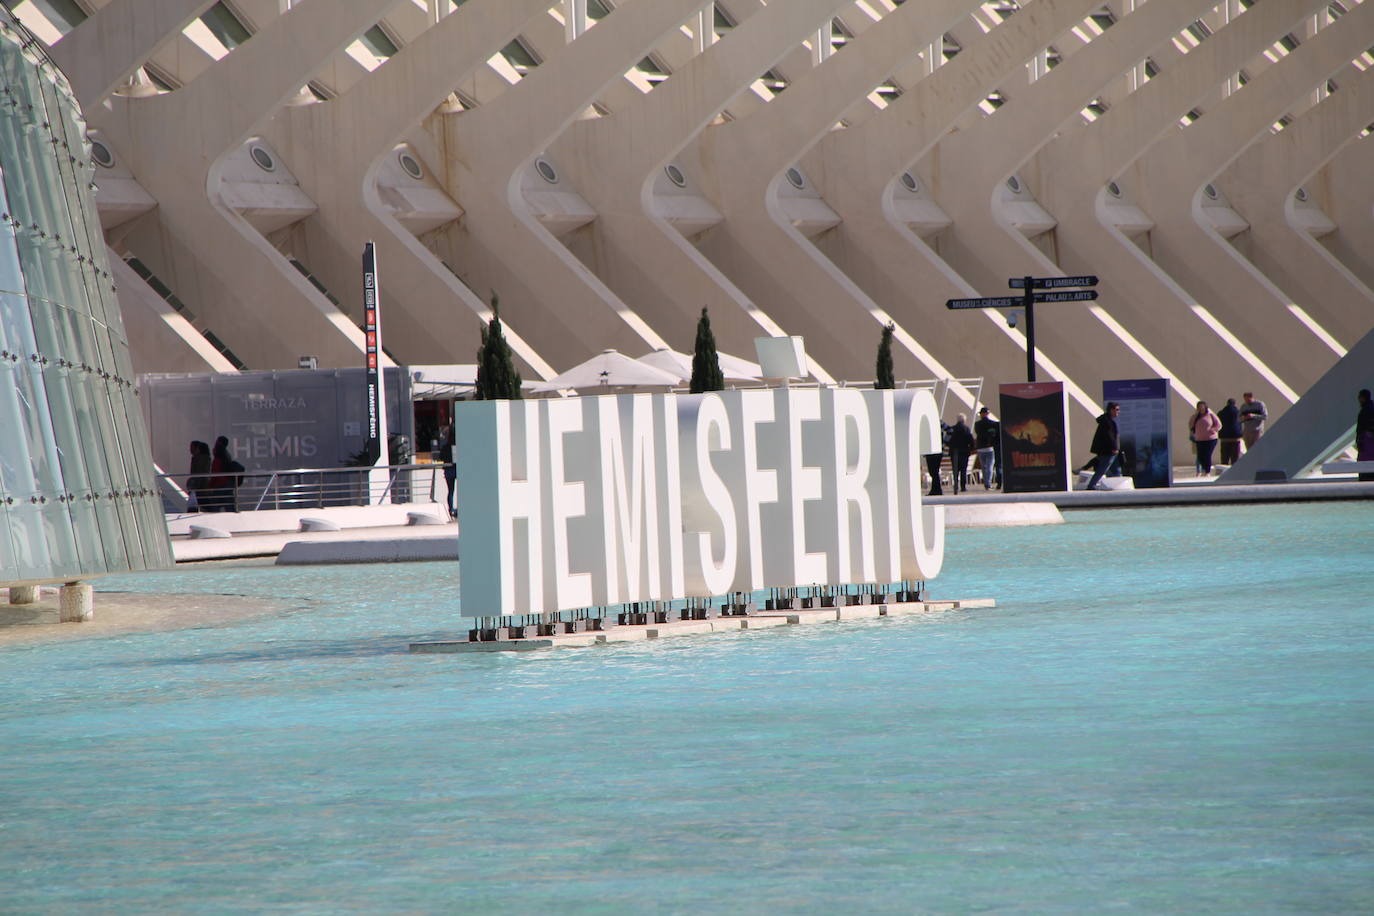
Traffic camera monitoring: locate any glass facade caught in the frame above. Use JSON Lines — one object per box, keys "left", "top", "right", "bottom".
{"left": 0, "top": 10, "right": 172, "bottom": 585}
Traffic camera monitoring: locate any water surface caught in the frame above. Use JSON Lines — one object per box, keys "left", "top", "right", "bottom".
{"left": 2, "top": 502, "right": 1371, "bottom": 913}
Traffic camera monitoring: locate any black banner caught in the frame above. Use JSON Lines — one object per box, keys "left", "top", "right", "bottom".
{"left": 362, "top": 242, "right": 388, "bottom": 465}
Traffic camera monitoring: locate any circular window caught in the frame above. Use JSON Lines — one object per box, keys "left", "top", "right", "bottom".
{"left": 1294, "top": 187, "right": 1309, "bottom": 203}
{"left": 664, "top": 164, "right": 686, "bottom": 187}
{"left": 1106, "top": 180, "right": 1122, "bottom": 198}
{"left": 535, "top": 158, "right": 558, "bottom": 184}
{"left": 1006, "top": 175, "right": 1022, "bottom": 193}
{"left": 89, "top": 139, "right": 114, "bottom": 169}
{"left": 398, "top": 151, "right": 424, "bottom": 180}
{"left": 900, "top": 172, "right": 918, "bottom": 193}
{"left": 785, "top": 167, "right": 805, "bottom": 189}
{"left": 250, "top": 145, "right": 276, "bottom": 172}
{"left": 1203, "top": 183, "right": 1218, "bottom": 200}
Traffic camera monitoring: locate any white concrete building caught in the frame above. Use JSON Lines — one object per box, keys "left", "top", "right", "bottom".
{"left": 9, "top": 0, "right": 1372, "bottom": 459}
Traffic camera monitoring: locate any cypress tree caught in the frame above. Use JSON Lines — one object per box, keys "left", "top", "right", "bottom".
{"left": 689, "top": 306, "right": 725, "bottom": 393}
{"left": 875, "top": 322, "right": 896, "bottom": 389}
{"left": 474, "top": 291, "right": 522, "bottom": 400}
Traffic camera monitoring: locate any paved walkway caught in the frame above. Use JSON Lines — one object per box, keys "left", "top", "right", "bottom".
{"left": 929, "top": 479, "right": 1374, "bottom": 509}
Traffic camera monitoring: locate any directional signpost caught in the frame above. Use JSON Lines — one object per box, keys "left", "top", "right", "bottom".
{"left": 947, "top": 275, "right": 1098, "bottom": 382}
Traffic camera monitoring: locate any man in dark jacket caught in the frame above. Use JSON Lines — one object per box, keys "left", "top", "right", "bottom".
{"left": 1085, "top": 402, "right": 1121, "bottom": 490}
{"left": 1357, "top": 388, "right": 1374, "bottom": 481}
{"left": 1217, "top": 398, "right": 1242, "bottom": 465}
{"left": 947, "top": 414, "right": 976, "bottom": 494}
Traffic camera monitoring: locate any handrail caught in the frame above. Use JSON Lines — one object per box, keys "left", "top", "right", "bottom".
{"left": 156, "top": 463, "right": 447, "bottom": 513}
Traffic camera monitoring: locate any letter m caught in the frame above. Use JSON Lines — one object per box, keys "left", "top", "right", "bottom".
{"left": 599, "top": 395, "right": 661, "bottom": 604}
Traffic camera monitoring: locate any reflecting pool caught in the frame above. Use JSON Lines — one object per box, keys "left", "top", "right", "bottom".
{"left": 2, "top": 502, "right": 1372, "bottom": 913}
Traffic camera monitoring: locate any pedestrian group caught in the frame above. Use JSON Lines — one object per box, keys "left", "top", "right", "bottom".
{"left": 185, "top": 435, "right": 245, "bottom": 512}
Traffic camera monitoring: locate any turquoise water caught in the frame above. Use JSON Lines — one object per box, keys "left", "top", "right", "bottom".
{"left": 2, "top": 502, "right": 1372, "bottom": 913}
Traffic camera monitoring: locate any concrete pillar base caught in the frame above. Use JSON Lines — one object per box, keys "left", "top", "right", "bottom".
{"left": 59, "top": 583, "right": 93, "bottom": 622}
{"left": 8, "top": 585, "right": 38, "bottom": 605}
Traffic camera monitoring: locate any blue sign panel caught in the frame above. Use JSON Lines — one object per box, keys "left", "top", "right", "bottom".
{"left": 1103, "top": 378, "right": 1172, "bottom": 489}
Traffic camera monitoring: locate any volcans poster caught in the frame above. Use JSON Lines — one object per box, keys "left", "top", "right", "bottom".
{"left": 1103, "top": 378, "right": 1172, "bottom": 489}
{"left": 998, "top": 382, "right": 1068, "bottom": 493}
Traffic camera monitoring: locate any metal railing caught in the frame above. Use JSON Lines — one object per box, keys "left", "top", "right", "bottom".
{"left": 158, "top": 464, "right": 448, "bottom": 513}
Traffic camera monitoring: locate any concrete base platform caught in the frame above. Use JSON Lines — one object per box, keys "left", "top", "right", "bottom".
{"left": 942, "top": 502, "right": 1063, "bottom": 528}
{"left": 174, "top": 523, "right": 457, "bottom": 562}
{"left": 276, "top": 536, "right": 457, "bottom": 565}
{"left": 410, "top": 597, "right": 996, "bottom": 653}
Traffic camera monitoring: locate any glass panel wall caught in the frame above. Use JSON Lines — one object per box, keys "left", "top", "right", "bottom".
{"left": 0, "top": 9, "right": 173, "bottom": 585}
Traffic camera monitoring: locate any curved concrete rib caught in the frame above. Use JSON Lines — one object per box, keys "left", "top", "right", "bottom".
{"left": 1319, "top": 134, "right": 1374, "bottom": 289}
{"left": 90, "top": 0, "right": 392, "bottom": 370}
{"left": 743, "top": 0, "right": 1103, "bottom": 405}
{"left": 272, "top": 0, "right": 559, "bottom": 378}
{"left": 437, "top": 0, "right": 715, "bottom": 372}
{"left": 109, "top": 247, "right": 237, "bottom": 373}
{"left": 1034, "top": 0, "right": 1327, "bottom": 432}
{"left": 924, "top": 0, "right": 1220, "bottom": 436}
{"left": 1133, "top": 0, "right": 1374, "bottom": 396}
{"left": 48, "top": 0, "right": 217, "bottom": 110}
{"left": 1216, "top": 64, "right": 1374, "bottom": 348}
{"left": 546, "top": 0, "right": 853, "bottom": 377}
{"left": 684, "top": 0, "right": 998, "bottom": 389}
{"left": 1033, "top": 0, "right": 1324, "bottom": 425}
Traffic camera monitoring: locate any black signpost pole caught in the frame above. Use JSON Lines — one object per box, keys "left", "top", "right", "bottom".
{"left": 946, "top": 276, "right": 1097, "bottom": 385}
{"left": 1023, "top": 275, "right": 1035, "bottom": 383}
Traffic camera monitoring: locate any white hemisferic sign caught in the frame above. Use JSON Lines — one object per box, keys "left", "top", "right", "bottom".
{"left": 454, "top": 388, "right": 945, "bottom": 620}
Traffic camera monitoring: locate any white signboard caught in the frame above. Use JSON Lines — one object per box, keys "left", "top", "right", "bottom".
{"left": 454, "top": 389, "right": 945, "bottom": 616}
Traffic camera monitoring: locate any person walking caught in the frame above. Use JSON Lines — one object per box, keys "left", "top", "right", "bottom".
{"left": 440, "top": 425, "right": 457, "bottom": 516}
{"left": 187, "top": 440, "right": 211, "bottom": 512}
{"left": 947, "top": 414, "right": 975, "bottom": 494}
{"left": 1217, "top": 397, "right": 1243, "bottom": 465}
{"left": 1357, "top": 388, "right": 1374, "bottom": 482}
{"left": 1189, "top": 401, "right": 1222, "bottom": 476}
{"left": 1239, "top": 391, "right": 1267, "bottom": 449}
{"left": 973, "top": 407, "right": 1000, "bottom": 490}
{"left": 206, "top": 436, "right": 232, "bottom": 511}
{"left": 209, "top": 435, "right": 245, "bottom": 511}
{"left": 1085, "top": 402, "right": 1121, "bottom": 490}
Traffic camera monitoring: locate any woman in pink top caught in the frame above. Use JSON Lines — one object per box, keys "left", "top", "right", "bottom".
{"left": 1190, "top": 400, "right": 1222, "bottom": 476}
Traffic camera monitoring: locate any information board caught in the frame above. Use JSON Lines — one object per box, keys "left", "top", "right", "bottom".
{"left": 1103, "top": 378, "right": 1172, "bottom": 488}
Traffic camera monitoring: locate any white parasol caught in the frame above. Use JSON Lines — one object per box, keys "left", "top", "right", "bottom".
{"left": 537, "top": 349, "right": 683, "bottom": 392}
{"left": 636, "top": 348, "right": 761, "bottom": 383}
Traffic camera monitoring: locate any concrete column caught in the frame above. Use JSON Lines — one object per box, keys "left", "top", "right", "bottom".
{"left": 86, "top": 0, "right": 395, "bottom": 370}
{"left": 48, "top": 0, "right": 217, "bottom": 109}
{"left": 8, "top": 585, "right": 38, "bottom": 605}
{"left": 1319, "top": 135, "right": 1374, "bottom": 290}
{"left": 1216, "top": 65, "right": 1374, "bottom": 348}
{"left": 433, "top": 0, "right": 721, "bottom": 372}
{"left": 109, "top": 248, "right": 238, "bottom": 373}
{"left": 911, "top": 0, "right": 1219, "bottom": 441}
{"left": 1029, "top": 0, "right": 1328, "bottom": 453}
{"left": 692, "top": 0, "right": 1097, "bottom": 401}
{"left": 59, "top": 583, "right": 94, "bottom": 622}
{"left": 269, "top": 0, "right": 559, "bottom": 378}
{"left": 546, "top": 0, "right": 854, "bottom": 376}
{"left": 1130, "top": 0, "right": 1374, "bottom": 395}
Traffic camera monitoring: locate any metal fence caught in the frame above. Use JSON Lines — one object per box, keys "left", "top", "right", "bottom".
{"left": 158, "top": 464, "right": 448, "bottom": 514}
